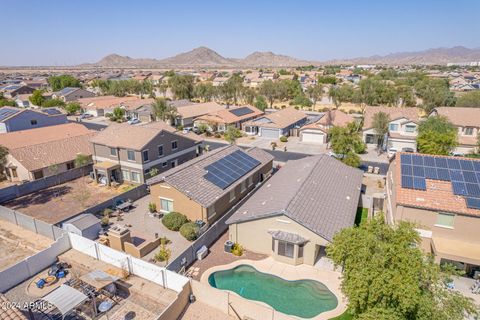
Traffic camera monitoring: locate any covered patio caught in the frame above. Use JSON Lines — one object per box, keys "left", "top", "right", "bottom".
{"left": 93, "top": 161, "right": 121, "bottom": 186}
{"left": 432, "top": 236, "right": 480, "bottom": 278}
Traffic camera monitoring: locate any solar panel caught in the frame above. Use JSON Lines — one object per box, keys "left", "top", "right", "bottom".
{"left": 229, "top": 107, "right": 254, "bottom": 117}
{"left": 473, "top": 161, "right": 480, "bottom": 172}
{"left": 447, "top": 158, "right": 461, "bottom": 169}
{"left": 459, "top": 160, "right": 474, "bottom": 171}
{"left": 0, "top": 108, "right": 21, "bottom": 121}
{"left": 401, "top": 176, "right": 413, "bottom": 189}
{"left": 412, "top": 166, "right": 425, "bottom": 177}
{"left": 452, "top": 181, "right": 467, "bottom": 196}
{"left": 401, "top": 165, "right": 412, "bottom": 176}
{"left": 449, "top": 170, "right": 464, "bottom": 182}
{"left": 42, "top": 108, "right": 62, "bottom": 115}
{"left": 204, "top": 150, "right": 260, "bottom": 189}
{"left": 463, "top": 171, "right": 478, "bottom": 183}
{"left": 436, "top": 168, "right": 450, "bottom": 181}
{"left": 423, "top": 156, "right": 436, "bottom": 167}
{"left": 412, "top": 154, "right": 424, "bottom": 166}
{"left": 466, "top": 197, "right": 480, "bottom": 210}
{"left": 400, "top": 154, "right": 412, "bottom": 164}
{"left": 424, "top": 167, "right": 437, "bottom": 179}
{"left": 466, "top": 183, "right": 480, "bottom": 197}
{"left": 413, "top": 177, "right": 426, "bottom": 190}
{"left": 435, "top": 158, "right": 448, "bottom": 168}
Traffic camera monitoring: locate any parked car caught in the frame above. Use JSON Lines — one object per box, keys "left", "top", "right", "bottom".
{"left": 387, "top": 148, "right": 398, "bottom": 159}
{"left": 183, "top": 127, "right": 193, "bottom": 134}
{"left": 127, "top": 118, "right": 140, "bottom": 125}
{"left": 450, "top": 151, "right": 465, "bottom": 157}
{"left": 401, "top": 147, "right": 415, "bottom": 153}
{"left": 192, "top": 126, "right": 200, "bottom": 134}
{"left": 327, "top": 151, "right": 345, "bottom": 159}
{"left": 80, "top": 113, "right": 93, "bottom": 119}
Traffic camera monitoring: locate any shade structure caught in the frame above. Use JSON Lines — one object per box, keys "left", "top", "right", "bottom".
{"left": 42, "top": 285, "right": 88, "bottom": 316}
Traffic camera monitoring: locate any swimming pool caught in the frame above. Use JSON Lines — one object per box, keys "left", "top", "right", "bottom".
{"left": 208, "top": 264, "right": 338, "bottom": 318}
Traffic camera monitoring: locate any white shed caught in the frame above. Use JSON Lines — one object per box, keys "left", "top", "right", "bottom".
{"left": 62, "top": 213, "right": 101, "bottom": 240}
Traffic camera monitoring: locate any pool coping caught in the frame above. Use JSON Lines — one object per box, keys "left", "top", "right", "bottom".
{"left": 200, "top": 257, "right": 347, "bottom": 320}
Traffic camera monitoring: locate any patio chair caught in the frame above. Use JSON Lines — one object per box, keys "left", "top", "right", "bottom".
{"left": 368, "top": 166, "right": 374, "bottom": 173}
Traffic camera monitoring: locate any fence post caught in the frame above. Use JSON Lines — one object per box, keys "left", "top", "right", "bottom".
{"left": 94, "top": 243, "right": 100, "bottom": 260}
{"left": 13, "top": 211, "right": 18, "bottom": 226}
{"left": 162, "top": 269, "right": 167, "bottom": 288}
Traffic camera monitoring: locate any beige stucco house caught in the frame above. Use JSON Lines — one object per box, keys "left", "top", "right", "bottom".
{"left": 226, "top": 155, "right": 363, "bottom": 266}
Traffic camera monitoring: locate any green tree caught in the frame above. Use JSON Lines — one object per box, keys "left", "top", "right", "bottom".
{"left": 157, "top": 82, "right": 169, "bottom": 98}
{"left": 0, "top": 146, "right": 8, "bottom": 179}
{"left": 29, "top": 90, "right": 45, "bottom": 106}
{"left": 317, "top": 75, "right": 337, "bottom": 85}
{"left": 74, "top": 154, "right": 90, "bottom": 167}
{"left": 0, "top": 93, "right": 16, "bottom": 107}
{"left": 372, "top": 112, "right": 390, "bottom": 147}
{"left": 224, "top": 126, "right": 242, "bottom": 144}
{"left": 224, "top": 73, "right": 245, "bottom": 105}
{"left": 48, "top": 75, "right": 81, "bottom": 91}
{"left": 168, "top": 74, "right": 195, "bottom": 100}
{"left": 64, "top": 102, "right": 81, "bottom": 115}
{"left": 108, "top": 107, "right": 125, "bottom": 122}
{"left": 306, "top": 83, "right": 323, "bottom": 107}
{"left": 329, "top": 85, "right": 355, "bottom": 109}
{"left": 194, "top": 82, "right": 215, "bottom": 102}
{"left": 329, "top": 123, "right": 365, "bottom": 167}
{"left": 290, "top": 94, "right": 312, "bottom": 108}
{"left": 41, "top": 99, "right": 65, "bottom": 108}
{"left": 456, "top": 91, "right": 480, "bottom": 108}
{"left": 327, "top": 216, "right": 478, "bottom": 320}
{"left": 415, "top": 78, "right": 455, "bottom": 113}
{"left": 259, "top": 80, "right": 279, "bottom": 108}
{"left": 254, "top": 95, "right": 268, "bottom": 111}
{"left": 417, "top": 116, "right": 458, "bottom": 155}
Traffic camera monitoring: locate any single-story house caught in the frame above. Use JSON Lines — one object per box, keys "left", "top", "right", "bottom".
{"left": 1, "top": 123, "right": 95, "bottom": 182}
{"left": 175, "top": 101, "right": 226, "bottom": 127}
{"left": 0, "top": 85, "right": 35, "bottom": 98}
{"left": 0, "top": 106, "right": 68, "bottom": 133}
{"left": 226, "top": 154, "right": 363, "bottom": 266}
{"left": 147, "top": 145, "right": 273, "bottom": 225}
{"left": 52, "top": 87, "right": 95, "bottom": 102}
{"left": 78, "top": 95, "right": 142, "bottom": 117}
{"left": 62, "top": 213, "right": 101, "bottom": 240}
{"left": 243, "top": 107, "right": 307, "bottom": 138}
{"left": 299, "top": 110, "right": 355, "bottom": 144}
{"left": 193, "top": 105, "right": 264, "bottom": 132}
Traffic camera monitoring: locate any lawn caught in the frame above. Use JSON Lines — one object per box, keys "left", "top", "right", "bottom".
{"left": 330, "top": 310, "right": 353, "bottom": 320}
{"left": 354, "top": 207, "right": 368, "bottom": 226}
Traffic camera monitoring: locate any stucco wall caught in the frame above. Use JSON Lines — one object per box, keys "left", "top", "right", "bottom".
{"left": 229, "top": 215, "right": 330, "bottom": 266}
{"left": 3, "top": 110, "right": 67, "bottom": 132}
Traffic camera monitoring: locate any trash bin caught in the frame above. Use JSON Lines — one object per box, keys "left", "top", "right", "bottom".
{"left": 196, "top": 245, "right": 208, "bottom": 260}
{"left": 224, "top": 240, "right": 234, "bottom": 253}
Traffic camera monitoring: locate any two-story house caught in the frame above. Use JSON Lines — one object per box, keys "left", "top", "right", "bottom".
{"left": 0, "top": 106, "right": 68, "bottom": 133}
{"left": 362, "top": 106, "right": 421, "bottom": 152}
{"left": 90, "top": 122, "right": 203, "bottom": 185}
{"left": 299, "top": 109, "right": 355, "bottom": 144}
{"left": 386, "top": 153, "right": 480, "bottom": 277}
{"left": 430, "top": 107, "right": 480, "bottom": 155}
{"left": 52, "top": 87, "right": 95, "bottom": 102}
{"left": 147, "top": 145, "right": 273, "bottom": 225}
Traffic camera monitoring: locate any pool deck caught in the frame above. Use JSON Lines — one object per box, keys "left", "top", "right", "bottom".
{"left": 200, "top": 257, "right": 347, "bottom": 320}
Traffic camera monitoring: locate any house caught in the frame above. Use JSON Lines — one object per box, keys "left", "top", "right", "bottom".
{"left": 243, "top": 107, "right": 308, "bottom": 138}
{"left": 52, "top": 87, "right": 95, "bottom": 102}
{"left": 299, "top": 110, "right": 355, "bottom": 144}
{"left": 1, "top": 85, "right": 35, "bottom": 98}
{"left": 386, "top": 153, "right": 480, "bottom": 276}
{"left": 62, "top": 213, "right": 101, "bottom": 240}
{"left": 121, "top": 98, "right": 155, "bottom": 122}
{"left": 1, "top": 123, "right": 95, "bottom": 181}
{"left": 14, "top": 94, "right": 31, "bottom": 108}
{"left": 193, "top": 105, "right": 264, "bottom": 132}
{"left": 78, "top": 95, "right": 142, "bottom": 117}
{"left": 0, "top": 106, "right": 68, "bottom": 133}
{"left": 430, "top": 107, "right": 480, "bottom": 154}
{"left": 362, "top": 106, "right": 421, "bottom": 152}
{"left": 147, "top": 145, "right": 273, "bottom": 225}
{"left": 226, "top": 155, "right": 363, "bottom": 266}
{"left": 175, "top": 101, "right": 225, "bottom": 127}
{"left": 212, "top": 77, "right": 229, "bottom": 87}
{"left": 90, "top": 122, "right": 203, "bottom": 185}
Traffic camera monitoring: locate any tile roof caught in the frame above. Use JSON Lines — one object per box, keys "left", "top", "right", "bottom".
{"left": 432, "top": 107, "right": 480, "bottom": 128}
{"left": 301, "top": 110, "right": 354, "bottom": 131}
{"left": 57, "top": 87, "right": 80, "bottom": 96}
{"left": 176, "top": 102, "right": 225, "bottom": 119}
{"left": 0, "top": 295, "right": 27, "bottom": 320}
{"left": 394, "top": 153, "right": 480, "bottom": 216}
{"left": 78, "top": 95, "right": 141, "bottom": 110}
{"left": 147, "top": 145, "right": 274, "bottom": 207}
{"left": 226, "top": 155, "right": 363, "bottom": 241}
{"left": 194, "top": 105, "right": 264, "bottom": 124}
{"left": 363, "top": 106, "right": 421, "bottom": 130}
{"left": 246, "top": 107, "right": 307, "bottom": 129}
{"left": 0, "top": 123, "right": 92, "bottom": 150}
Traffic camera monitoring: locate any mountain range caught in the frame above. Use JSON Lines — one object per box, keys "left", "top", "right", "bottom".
{"left": 84, "top": 46, "right": 480, "bottom": 68}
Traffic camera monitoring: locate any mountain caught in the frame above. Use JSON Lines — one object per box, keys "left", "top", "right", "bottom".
{"left": 325, "top": 46, "right": 480, "bottom": 65}
{"left": 94, "top": 54, "right": 160, "bottom": 68}
{"left": 241, "top": 51, "right": 314, "bottom": 67}
{"left": 158, "top": 46, "right": 234, "bottom": 66}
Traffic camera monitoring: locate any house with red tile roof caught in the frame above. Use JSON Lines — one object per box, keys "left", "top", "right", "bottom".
{"left": 299, "top": 110, "right": 355, "bottom": 144}
{"left": 386, "top": 152, "right": 480, "bottom": 276}
{"left": 193, "top": 105, "right": 264, "bottom": 132}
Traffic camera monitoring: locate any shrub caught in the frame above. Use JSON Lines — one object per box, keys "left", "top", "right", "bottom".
{"left": 162, "top": 212, "right": 189, "bottom": 231}
{"left": 279, "top": 136, "right": 288, "bottom": 143}
{"left": 148, "top": 202, "right": 157, "bottom": 213}
{"left": 101, "top": 216, "right": 109, "bottom": 226}
{"left": 179, "top": 222, "right": 200, "bottom": 241}
{"left": 103, "top": 208, "right": 113, "bottom": 218}
{"left": 176, "top": 125, "right": 184, "bottom": 131}
{"left": 160, "top": 236, "right": 171, "bottom": 245}
{"left": 154, "top": 244, "right": 171, "bottom": 263}
{"left": 214, "top": 132, "right": 222, "bottom": 138}
{"left": 231, "top": 243, "right": 244, "bottom": 256}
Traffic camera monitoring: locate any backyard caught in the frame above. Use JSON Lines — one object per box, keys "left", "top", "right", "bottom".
{"left": 4, "top": 177, "right": 128, "bottom": 224}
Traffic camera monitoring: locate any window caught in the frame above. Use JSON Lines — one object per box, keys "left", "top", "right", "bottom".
{"left": 130, "top": 171, "right": 140, "bottom": 183}
{"left": 158, "top": 145, "right": 164, "bottom": 157}
{"left": 389, "top": 123, "right": 399, "bottom": 131}
{"left": 207, "top": 205, "right": 216, "bottom": 219}
{"left": 110, "top": 148, "right": 117, "bottom": 156}
{"left": 298, "top": 244, "right": 304, "bottom": 258}
{"left": 171, "top": 160, "right": 177, "bottom": 168}
{"left": 33, "top": 170, "right": 44, "bottom": 180}
{"left": 435, "top": 213, "right": 455, "bottom": 229}
{"left": 122, "top": 170, "right": 130, "bottom": 181}
{"left": 171, "top": 140, "right": 178, "bottom": 150}
{"left": 11, "top": 168, "right": 18, "bottom": 178}
{"left": 464, "top": 127, "right": 474, "bottom": 135}
{"left": 127, "top": 150, "right": 135, "bottom": 161}
{"left": 277, "top": 241, "right": 294, "bottom": 258}
{"left": 160, "top": 198, "right": 174, "bottom": 213}
{"left": 66, "top": 162, "right": 75, "bottom": 170}
{"left": 162, "top": 162, "right": 168, "bottom": 168}
{"left": 30, "top": 119, "right": 38, "bottom": 125}
{"left": 248, "top": 176, "right": 253, "bottom": 186}
{"left": 229, "top": 190, "right": 236, "bottom": 202}
{"left": 142, "top": 150, "right": 149, "bottom": 162}
{"left": 405, "top": 125, "right": 416, "bottom": 133}
{"left": 241, "top": 180, "right": 246, "bottom": 193}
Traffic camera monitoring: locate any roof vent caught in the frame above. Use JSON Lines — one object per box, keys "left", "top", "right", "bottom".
{"left": 346, "top": 196, "right": 350, "bottom": 200}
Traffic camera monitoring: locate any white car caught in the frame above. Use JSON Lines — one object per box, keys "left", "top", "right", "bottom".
{"left": 387, "top": 148, "right": 398, "bottom": 159}
{"left": 127, "top": 118, "right": 140, "bottom": 125}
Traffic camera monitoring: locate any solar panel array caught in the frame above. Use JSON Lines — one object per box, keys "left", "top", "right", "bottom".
{"left": 229, "top": 107, "right": 254, "bottom": 117}
{"left": 204, "top": 150, "right": 261, "bottom": 189}
{"left": 0, "top": 108, "right": 21, "bottom": 121}
{"left": 42, "top": 108, "right": 62, "bottom": 115}
{"left": 400, "top": 154, "right": 480, "bottom": 210}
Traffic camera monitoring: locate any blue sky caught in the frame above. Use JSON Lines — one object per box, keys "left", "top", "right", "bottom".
{"left": 2, "top": 0, "right": 479, "bottom": 66}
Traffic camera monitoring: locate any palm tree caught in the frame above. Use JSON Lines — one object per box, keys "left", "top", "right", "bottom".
{"left": 152, "top": 98, "right": 168, "bottom": 121}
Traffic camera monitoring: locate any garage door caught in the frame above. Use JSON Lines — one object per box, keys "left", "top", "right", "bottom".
{"left": 260, "top": 128, "right": 280, "bottom": 139}
{"left": 301, "top": 132, "right": 325, "bottom": 144}
{"left": 387, "top": 139, "right": 416, "bottom": 151}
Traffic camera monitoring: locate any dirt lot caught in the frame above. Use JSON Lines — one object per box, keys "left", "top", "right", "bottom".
{"left": 4, "top": 177, "right": 125, "bottom": 224}
{"left": 0, "top": 220, "right": 52, "bottom": 271}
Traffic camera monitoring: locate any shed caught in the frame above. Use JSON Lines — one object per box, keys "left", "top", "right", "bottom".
{"left": 62, "top": 213, "right": 101, "bottom": 240}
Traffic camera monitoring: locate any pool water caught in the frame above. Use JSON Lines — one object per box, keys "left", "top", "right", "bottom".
{"left": 208, "top": 264, "right": 338, "bottom": 318}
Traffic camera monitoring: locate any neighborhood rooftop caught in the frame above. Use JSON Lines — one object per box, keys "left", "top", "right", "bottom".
{"left": 246, "top": 107, "right": 306, "bottom": 129}
{"left": 226, "top": 154, "right": 363, "bottom": 241}
{"left": 362, "top": 106, "right": 421, "bottom": 129}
